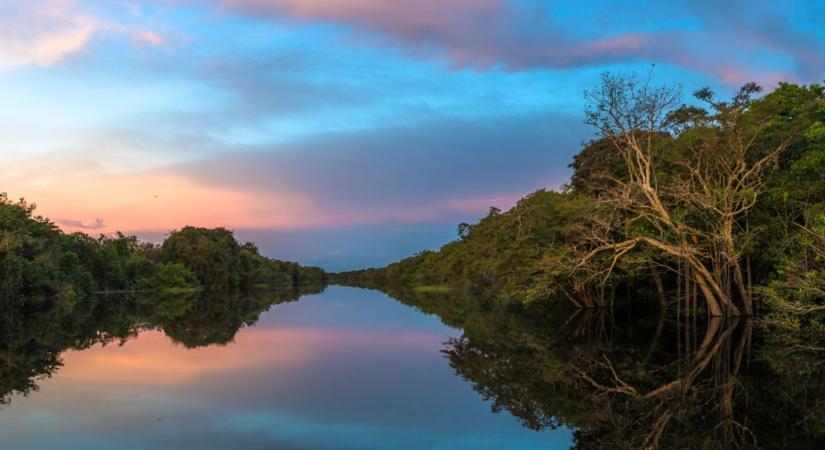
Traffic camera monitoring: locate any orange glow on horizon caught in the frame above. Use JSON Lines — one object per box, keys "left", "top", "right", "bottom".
{"left": 5, "top": 170, "right": 322, "bottom": 234}
{"left": 3, "top": 168, "right": 515, "bottom": 235}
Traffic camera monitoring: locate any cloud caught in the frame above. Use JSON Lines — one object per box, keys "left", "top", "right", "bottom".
{"left": 175, "top": 112, "right": 590, "bottom": 225}
{"left": 0, "top": 0, "right": 98, "bottom": 68}
{"left": 219, "top": 0, "right": 500, "bottom": 36}
{"left": 57, "top": 217, "right": 106, "bottom": 230}
{"left": 211, "top": 0, "right": 654, "bottom": 71}
{"left": 0, "top": 0, "right": 172, "bottom": 70}
{"left": 2, "top": 112, "right": 589, "bottom": 235}
{"left": 199, "top": 0, "right": 824, "bottom": 85}
{"left": 1, "top": 165, "right": 319, "bottom": 235}
{"left": 134, "top": 31, "right": 168, "bottom": 46}
{"left": 681, "top": 0, "right": 825, "bottom": 81}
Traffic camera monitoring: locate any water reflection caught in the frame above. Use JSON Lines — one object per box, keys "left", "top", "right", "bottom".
{"left": 0, "top": 287, "right": 571, "bottom": 449}
{"left": 0, "top": 287, "right": 318, "bottom": 405}
{"left": 376, "top": 285, "right": 825, "bottom": 449}
{"left": 3, "top": 285, "right": 824, "bottom": 449}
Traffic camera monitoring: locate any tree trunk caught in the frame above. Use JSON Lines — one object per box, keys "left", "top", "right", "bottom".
{"left": 692, "top": 271, "right": 724, "bottom": 317}
{"left": 685, "top": 255, "right": 740, "bottom": 316}
{"left": 650, "top": 265, "right": 667, "bottom": 307}
{"left": 733, "top": 262, "right": 753, "bottom": 316}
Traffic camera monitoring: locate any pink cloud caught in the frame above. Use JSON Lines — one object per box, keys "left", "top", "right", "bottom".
{"left": 10, "top": 171, "right": 319, "bottom": 233}
{"left": 203, "top": 0, "right": 814, "bottom": 86}
{"left": 219, "top": 0, "right": 500, "bottom": 34}
{"left": 0, "top": 1, "right": 171, "bottom": 69}
{"left": 328, "top": 192, "right": 528, "bottom": 226}
{"left": 213, "top": 0, "right": 655, "bottom": 72}
{"left": 134, "top": 31, "right": 169, "bottom": 46}
{"left": 0, "top": 0, "right": 98, "bottom": 68}
{"left": 715, "top": 66, "right": 792, "bottom": 88}
{"left": 202, "top": 1, "right": 643, "bottom": 73}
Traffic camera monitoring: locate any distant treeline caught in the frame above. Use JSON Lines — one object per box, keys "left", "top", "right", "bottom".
{"left": 335, "top": 76, "right": 825, "bottom": 318}
{"left": 0, "top": 193, "right": 327, "bottom": 302}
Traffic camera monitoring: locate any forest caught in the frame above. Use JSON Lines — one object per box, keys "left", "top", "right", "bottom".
{"left": 335, "top": 73, "right": 825, "bottom": 322}
{"left": 0, "top": 193, "right": 327, "bottom": 302}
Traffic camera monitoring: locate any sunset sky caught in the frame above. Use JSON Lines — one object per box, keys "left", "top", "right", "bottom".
{"left": 2, "top": 0, "right": 824, "bottom": 270}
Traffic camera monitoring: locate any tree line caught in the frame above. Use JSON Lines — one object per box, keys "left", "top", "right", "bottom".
{"left": 0, "top": 193, "right": 327, "bottom": 303}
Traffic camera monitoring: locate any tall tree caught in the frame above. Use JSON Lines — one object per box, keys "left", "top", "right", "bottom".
{"left": 576, "top": 71, "right": 791, "bottom": 316}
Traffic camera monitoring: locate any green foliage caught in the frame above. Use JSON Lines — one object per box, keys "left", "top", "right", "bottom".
{"left": 162, "top": 227, "right": 327, "bottom": 292}
{"left": 161, "top": 227, "right": 244, "bottom": 292}
{"left": 0, "top": 194, "right": 97, "bottom": 301}
{"left": 335, "top": 190, "right": 590, "bottom": 302}
{"left": 0, "top": 196, "right": 326, "bottom": 303}
{"left": 136, "top": 262, "right": 200, "bottom": 295}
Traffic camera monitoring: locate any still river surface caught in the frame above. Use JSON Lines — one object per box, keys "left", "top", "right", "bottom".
{"left": 0, "top": 286, "right": 573, "bottom": 449}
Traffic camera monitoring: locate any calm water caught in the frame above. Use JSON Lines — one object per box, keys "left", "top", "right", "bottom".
{"left": 0, "top": 286, "right": 573, "bottom": 450}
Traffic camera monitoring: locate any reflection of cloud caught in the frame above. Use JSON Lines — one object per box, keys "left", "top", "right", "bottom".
{"left": 59, "top": 328, "right": 442, "bottom": 385}
{"left": 217, "top": 410, "right": 564, "bottom": 450}
{"left": 59, "top": 330, "right": 313, "bottom": 385}
{"left": 56, "top": 218, "right": 105, "bottom": 230}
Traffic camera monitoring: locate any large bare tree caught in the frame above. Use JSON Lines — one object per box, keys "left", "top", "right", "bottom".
{"left": 574, "top": 70, "right": 790, "bottom": 316}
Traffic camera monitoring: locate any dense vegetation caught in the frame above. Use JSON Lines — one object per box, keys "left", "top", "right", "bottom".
{"left": 335, "top": 76, "right": 825, "bottom": 320}
{"left": 0, "top": 193, "right": 326, "bottom": 302}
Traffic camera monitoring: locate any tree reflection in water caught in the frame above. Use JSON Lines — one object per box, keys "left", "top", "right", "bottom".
{"left": 366, "top": 285, "right": 825, "bottom": 449}
{"left": 0, "top": 286, "right": 324, "bottom": 405}
{"left": 3, "top": 284, "right": 825, "bottom": 449}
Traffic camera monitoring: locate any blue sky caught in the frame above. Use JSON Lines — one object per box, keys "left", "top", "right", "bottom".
{"left": 1, "top": 0, "right": 824, "bottom": 270}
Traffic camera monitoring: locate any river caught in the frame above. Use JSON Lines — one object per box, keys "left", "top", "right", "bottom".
{"left": 0, "top": 286, "right": 572, "bottom": 449}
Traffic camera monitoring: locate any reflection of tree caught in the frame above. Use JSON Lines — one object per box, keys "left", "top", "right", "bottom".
{"left": 569, "top": 318, "right": 756, "bottom": 448}
{"left": 369, "top": 285, "right": 825, "bottom": 449}
{"left": 445, "top": 335, "right": 565, "bottom": 431}
{"left": 0, "top": 294, "right": 138, "bottom": 405}
{"left": 0, "top": 286, "right": 325, "bottom": 404}
{"left": 155, "top": 292, "right": 268, "bottom": 348}
{"left": 157, "top": 288, "right": 321, "bottom": 348}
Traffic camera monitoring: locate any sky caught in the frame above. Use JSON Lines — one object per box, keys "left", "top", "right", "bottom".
{"left": 1, "top": 0, "right": 824, "bottom": 271}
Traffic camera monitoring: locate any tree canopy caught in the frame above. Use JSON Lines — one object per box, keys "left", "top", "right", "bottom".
{"left": 0, "top": 196, "right": 326, "bottom": 302}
